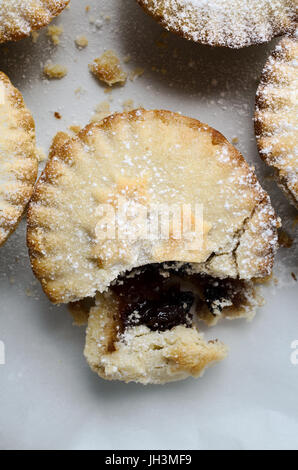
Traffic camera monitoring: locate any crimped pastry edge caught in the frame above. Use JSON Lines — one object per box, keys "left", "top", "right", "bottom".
{"left": 0, "top": 72, "right": 38, "bottom": 247}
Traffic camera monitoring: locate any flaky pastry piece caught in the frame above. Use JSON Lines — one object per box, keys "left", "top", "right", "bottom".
{"left": 0, "top": 0, "right": 69, "bottom": 43}
{"left": 89, "top": 51, "right": 127, "bottom": 87}
{"left": 0, "top": 72, "right": 38, "bottom": 246}
{"left": 27, "top": 109, "right": 279, "bottom": 304}
{"left": 137, "top": 0, "right": 297, "bottom": 49}
{"left": 256, "top": 32, "right": 298, "bottom": 209}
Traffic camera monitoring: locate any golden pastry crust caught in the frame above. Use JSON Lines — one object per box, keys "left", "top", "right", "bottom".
{"left": 137, "top": 0, "right": 297, "bottom": 48}
{"left": 84, "top": 292, "right": 228, "bottom": 385}
{"left": 27, "top": 109, "right": 279, "bottom": 304}
{"left": 0, "top": 72, "right": 38, "bottom": 247}
{"left": 256, "top": 33, "right": 298, "bottom": 209}
{"left": 0, "top": 0, "right": 70, "bottom": 43}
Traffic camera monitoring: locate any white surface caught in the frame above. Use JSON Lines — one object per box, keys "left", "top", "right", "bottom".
{"left": 0, "top": 0, "right": 297, "bottom": 451}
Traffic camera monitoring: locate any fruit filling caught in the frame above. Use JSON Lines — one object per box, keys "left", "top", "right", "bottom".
{"left": 111, "top": 264, "right": 254, "bottom": 333}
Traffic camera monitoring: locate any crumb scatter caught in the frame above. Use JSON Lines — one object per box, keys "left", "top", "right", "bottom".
{"left": 47, "top": 24, "right": 63, "bottom": 45}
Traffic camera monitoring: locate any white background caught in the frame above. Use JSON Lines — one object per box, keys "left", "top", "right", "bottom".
{"left": 0, "top": 0, "right": 297, "bottom": 450}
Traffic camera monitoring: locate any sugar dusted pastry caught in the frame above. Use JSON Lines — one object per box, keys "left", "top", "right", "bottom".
{"left": 256, "top": 32, "right": 298, "bottom": 209}
{"left": 0, "top": 0, "right": 69, "bottom": 43}
{"left": 27, "top": 110, "right": 279, "bottom": 384}
{"left": 0, "top": 72, "right": 38, "bottom": 247}
{"left": 137, "top": 0, "right": 297, "bottom": 49}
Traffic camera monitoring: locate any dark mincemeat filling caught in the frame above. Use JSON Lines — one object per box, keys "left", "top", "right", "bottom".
{"left": 111, "top": 264, "right": 245, "bottom": 333}
{"left": 112, "top": 265, "right": 194, "bottom": 332}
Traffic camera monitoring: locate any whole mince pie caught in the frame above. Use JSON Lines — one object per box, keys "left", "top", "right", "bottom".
{"left": 27, "top": 110, "right": 279, "bottom": 384}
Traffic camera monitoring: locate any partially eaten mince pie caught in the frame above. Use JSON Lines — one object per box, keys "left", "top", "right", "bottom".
{"left": 27, "top": 110, "right": 279, "bottom": 384}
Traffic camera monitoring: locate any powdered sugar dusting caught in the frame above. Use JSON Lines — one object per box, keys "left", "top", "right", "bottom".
{"left": 139, "top": 0, "right": 297, "bottom": 48}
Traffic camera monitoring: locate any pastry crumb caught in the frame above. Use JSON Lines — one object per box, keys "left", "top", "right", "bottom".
{"left": 68, "top": 298, "right": 94, "bottom": 326}
{"left": 47, "top": 25, "right": 63, "bottom": 45}
{"left": 278, "top": 230, "right": 293, "bottom": 248}
{"left": 75, "top": 35, "right": 88, "bottom": 48}
{"left": 152, "top": 65, "right": 167, "bottom": 76}
{"left": 254, "top": 274, "right": 272, "bottom": 284}
{"left": 36, "top": 147, "right": 47, "bottom": 163}
{"left": 123, "top": 55, "right": 131, "bottom": 64}
{"left": 130, "top": 67, "right": 145, "bottom": 81}
{"left": 31, "top": 31, "right": 39, "bottom": 43}
{"left": 89, "top": 51, "right": 127, "bottom": 87}
{"left": 69, "top": 125, "right": 82, "bottom": 134}
{"left": 122, "top": 99, "right": 134, "bottom": 112}
{"left": 90, "top": 101, "right": 111, "bottom": 122}
{"left": 74, "top": 86, "right": 85, "bottom": 95}
{"left": 54, "top": 112, "right": 62, "bottom": 120}
{"left": 25, "top": 288, "right": 34, "bottom": 297}
{"left": 156, "top": 37, "right": 168, "bottom": 49}
{"left": 44, "top": 62, "right": 68, "bottom": 79}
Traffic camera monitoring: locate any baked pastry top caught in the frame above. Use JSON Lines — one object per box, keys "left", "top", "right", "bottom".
{"left": 0, "top": 0, "right": 69, "bottom": 43}
{"left": 137, "top": 0, "right": 297, "bottom": 48}
{"left": 0, "top": 72, "right": 38, "bottom": 247}
{"left": 27, "top": 109, "right": 279, "bottom": 304}
{"left": 256, "top": 32, "right": 298, "bottom": 209}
